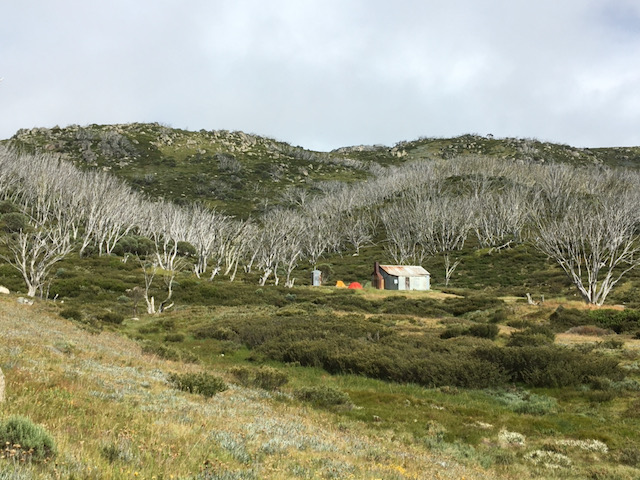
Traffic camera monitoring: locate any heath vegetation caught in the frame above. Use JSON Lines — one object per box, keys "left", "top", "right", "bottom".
{"left": 1, "top": 124, "right": 640, "bottom": 478}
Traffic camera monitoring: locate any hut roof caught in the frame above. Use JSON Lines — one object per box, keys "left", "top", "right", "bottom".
{"left": 379, "top": 265, "right": 430, "bottom": 277}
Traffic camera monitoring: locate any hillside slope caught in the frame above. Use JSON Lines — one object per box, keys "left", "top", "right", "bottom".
{"left": 0, "top": 296, "right": 498, "bottom": 480}
{"left": 5, "top": 124, "right": 640, "bottom": 217}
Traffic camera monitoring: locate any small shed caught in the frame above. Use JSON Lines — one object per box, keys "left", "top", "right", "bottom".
{"left": 311, "top": 269, "right": 322, "bottom": 286}
{"left": 372, "top": 262, "right": 430, "bottom": 291}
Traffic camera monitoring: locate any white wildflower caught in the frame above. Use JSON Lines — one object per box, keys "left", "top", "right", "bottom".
{"left": 498, "top": 428, "right": 526, "bottom": 447}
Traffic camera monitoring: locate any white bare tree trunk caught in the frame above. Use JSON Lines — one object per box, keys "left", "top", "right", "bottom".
{"left": 533, "top": 191, "right": 640, "bottom": 306}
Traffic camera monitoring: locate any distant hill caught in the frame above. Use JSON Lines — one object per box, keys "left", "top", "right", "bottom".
{"left": 4, "top": 123, "right": 639, "bottom": 217}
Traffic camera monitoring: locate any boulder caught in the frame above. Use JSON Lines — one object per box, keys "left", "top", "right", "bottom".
{"left": 0, "top": 286, "right": 9, "bottom": 294}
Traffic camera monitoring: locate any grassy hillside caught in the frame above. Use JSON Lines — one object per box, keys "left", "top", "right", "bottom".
{"left": 0, "top": 295, "right": 506, "bottom": 479}
{"left": 4, "top": 124, "right": 373, "bottom": 218}
{"left": 5, "top": 124, "right": 640, "bottom": 218}
{"left": 3, "top": 285, "right": 640, "bottom": 478}
{"left": 2, "top": 124, "right": 640, "bottom": 478}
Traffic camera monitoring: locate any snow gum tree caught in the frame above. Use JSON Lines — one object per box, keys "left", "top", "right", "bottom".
{"left": 534, "top": 190, "right": 640, "bottom": 306}
{"left": 0, "top": 215, "right": 74, "bottom": 297}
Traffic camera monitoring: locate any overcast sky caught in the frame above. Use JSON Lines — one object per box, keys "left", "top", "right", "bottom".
{"left": 2, "top": 1, "right": 640, "bottom": 151}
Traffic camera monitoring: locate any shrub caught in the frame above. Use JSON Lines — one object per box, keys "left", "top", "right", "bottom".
{"left": 229, "top": 366, "right": 288, "bottom": 391}
{"left": 508, "top": 325, "right": 555, "bottom": 347}
{"left": 440, "top": 325, "right": 466, "bottom": 339}
{"left": 617, "top": 446, "right": 640, "bottom": 467}
{"left": 229, "top": 366, "right": 252, "bottom": 386}
{"left": 168, "top": 372, "right": 227, "bottom": 397}
{"left": 164, "top": 333, "right": 185, "bottom": 343}
{"left": 490, "top": 309, "right": 509, "bottom": 324}
{"left": 0, "top": 415, "right": 57, "bottom": 461}
{"left": 193, "top": 325, "right": 238, "bottom": 341}
{"left": 441, "top": 296, "right": 503, "bottom": 316}
{"left": 507, "top": 332, "right": 554, "bottom": 347}
{"left": 596, "top": 338, "right": 624, "bottom": 350}
{"left": 138, "top": 325, "right": 160, "bottom": 334}
{"left": 525, "top": 325, "right": 556, "bottom": 340}
{"left": 506, "top": 319, "right": 533, "bottom": 329}
{"left": 141, "top": 341, "right": 198, "bottom": 363}
{"left": 476, "top": 345, "right": 623, "bottom": 388}
{"left": 551, "top": 307, "right": 640, "bottom": 334}
{"left": 549, "top": 306, "right": 590, "bottom": 331}
{"left": 0, "top": 200, "right": 18, "bottom": 214}
{"left": 293, "top": 385, "right": 351, "bottom": 408}
{"left": 252, "top": 367, "right": 288, "bottom": 391}
{"left": 590, "top": 309, "right": 640, "bottom": 334}
{"left": 59, "top": 308, "right": 83, "bottom": 321}
{"left": 468, "top": 323, "right": 499, "bottom": 340}
{"left": 488, "top": 389, "right": 558, "bottom": 415}
{"left": 98, "top": 312, "right": 125, "bottom": 325}
{"left": 0, "top": 212, "right": 30, "bottom": 233}
{"left": 566, "top": 325, "right": 612, "bottom": 336}
{"left": 624, "top": 399, "right": 640, "bottom": 418}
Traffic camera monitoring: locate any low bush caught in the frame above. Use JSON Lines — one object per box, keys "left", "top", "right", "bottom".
{"left": 293, "top": 385, "right": 351, "bottom": 408}
{"left": 441, "top": 296, "right": 503, "bottom": 316}
{"left": 549, "top": 306, "right": 590, "bottom": 331}
{"left": 252, "top": 366, "right": 288, "bottom": 391}
{"left": 164, "top": 333, "right": 185, "bottom": 343}
{"left": 550, "top": 306, "right": 640, "bottom": 334}
{"left": 507, "top": 325, "right": 555, "bottom": 347}
{"left": 193, "top": 325, "right": 238, "bottom": 341}
{"left": 0, "top": 415, "right": 57, "bottom": 461}
{"left": 506, "top": 319, "right": 533, "bottom": 329}
{"left": 230, "top": 366, "right": 288, "bottom": 391}
{"left": 229, "top": 366, "right": 252, "bottom": 386}
{"left": 596, "top": 338, "right": 624, "bottom": 350}
{"left": 59, "top": 307, "right": 83, "bottom": 321}
{"left": 475, "top": 345, "right": 623, "bottom": 388}
{"left": 440, "top": 324, "right": 498, "bottom": 340}
{"left": 490, "top": 309, "right": 509, "bottom": 324}
{"left": 590, "top": 309, "right": 640, "bottom": 334}
{"left": 141, "top": 341, "right": 198, "bottom": 363}
{"left": 488, "top": 389, "right": 558, "bottom": 415}
{"left": 440, "top": 325, "right": 465, "bottom": 339}
{"left": 138, "top": 325, "right": 160, "bottom": 334}
{"left": 205, "top": 310, "right": 623, "bottom": 389}
{"left": 98, "top": 312, "right": 125, "bottom": 325}
{"left": 168, "top": 371, "right": 227, "bottom": 397}
{"left": 617, "top": 446, "right": 640, "bottom": 467}
{"left": 467, "top": 323, "right": 500, "bottom": 340}
{"left": 566, "top": 325, "right": 612, "bottom": 336}
{"left": 0, "top": 212, "right": 30, "bottom": 233}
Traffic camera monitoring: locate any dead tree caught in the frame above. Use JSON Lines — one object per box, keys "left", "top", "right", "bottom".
{"left": 1, "top": 217, "right": 74, "bottom": 297}
{"left": 533, "top": 191, "right": 640, "bottom": 306}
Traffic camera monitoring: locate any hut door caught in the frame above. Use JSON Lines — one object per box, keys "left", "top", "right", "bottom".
{"left": 405, "top": 277, "right": 410, "bottom": 290}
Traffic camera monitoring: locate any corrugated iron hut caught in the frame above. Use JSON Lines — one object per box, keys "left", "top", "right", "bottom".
{"left": 372, "top": 262, "right": 430, "bottom": 291}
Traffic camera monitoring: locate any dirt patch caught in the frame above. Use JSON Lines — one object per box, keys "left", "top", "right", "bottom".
{"left": 359, "top": 289, "right": 461, "bottom": 301}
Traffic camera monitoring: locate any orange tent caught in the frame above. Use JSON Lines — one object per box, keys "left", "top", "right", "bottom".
{"left": 348, "top": 282, "right": 363, "bottom": 289}
{"left": 335, "top": 280, "right": 347, "bottom": 288}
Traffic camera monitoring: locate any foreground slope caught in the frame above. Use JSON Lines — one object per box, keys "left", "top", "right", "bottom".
{"left": 0, "top": 296, "right": 499, "bottom": 480}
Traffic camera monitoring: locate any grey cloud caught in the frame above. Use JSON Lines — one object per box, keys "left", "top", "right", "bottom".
{"left": 1, "top": 0, "right": 639, "bottom": 151}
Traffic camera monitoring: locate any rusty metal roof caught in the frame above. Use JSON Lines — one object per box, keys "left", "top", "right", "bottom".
{"left": 379, "top": 265, "right": 430, "bottom": 277}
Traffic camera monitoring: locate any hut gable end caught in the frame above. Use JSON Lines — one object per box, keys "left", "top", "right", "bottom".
{"left": 373, "top": 263, "right": 431, "bottom": 291}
